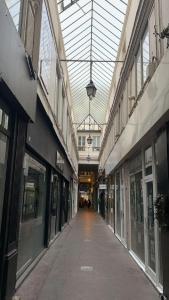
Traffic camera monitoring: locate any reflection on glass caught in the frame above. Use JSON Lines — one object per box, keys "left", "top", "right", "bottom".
{"left": 39, "top": 2, "right": 56, "bottom": 92}
{"left": 130, "top": 172, "right": 145, "bottom": 262}
{"left": 0, "top": 133, "right": 8, "bottom": 235}
{"left": 136, "top": 49, "right": 142, "bottom": 95}
{"left": 116, "top": 172, "right": 121, "bottom": 236}
{"left": 50, "top": 174, "right": 60, "bottom": 241}
{"left": 145, "top": 147, "right": 152, "bottom": 176}
{"left": 0, "top": 109, "right": 2, "bottom": 125}
{"left": 92, "top": 136, "right": 100, "bottom": 151}
{"left": 142, "top": 30, "right": 150, "bottom": 83}
{"left": 5, "top": 0, "right": 21, "bottom": 30}
{"left": 147, "top": 181, "right": 156, "bottom": 272}
{"left": 78, "top": 136, "right": 86, "bottom": 151}
{"left": 17, "top": 154, "right": 46, "bottom": 274}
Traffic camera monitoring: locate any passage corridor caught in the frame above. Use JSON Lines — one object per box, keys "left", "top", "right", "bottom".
{"left": 16, "top": 211, "right": 160, "bottom": 300}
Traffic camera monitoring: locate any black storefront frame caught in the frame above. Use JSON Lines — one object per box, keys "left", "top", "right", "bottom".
{"left": 49, "top": 170, "right": 62, "bottom": 243}
{"left": 16, "top": 148, "right": 49, "bottom": 279}
{"left": 0, "top": 94, "right": 28, "bottom": 300}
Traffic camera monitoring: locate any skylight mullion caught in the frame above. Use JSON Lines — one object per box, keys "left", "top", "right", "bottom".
{"left": 68, "top": 51, "right": 90, "bottom": 67}
{"left": 69, "top": 62, "right": 87, "bottom": 74}
{"left": 93, "top": 60, "right": 114, "bottom": 76}
{"left": 92, "top": 32, "right": 118, "bottom": 57}
{"left": 64, "top": 20, "right": 91, "bottom": 40}
{"left": 93, "top": 25, "right": 119, "bottom": 51}
{"left": 64, "top": 26, "right": 91, "bottom": 47}
{"left": 67, "top": 41, "right": 90, "bottom": 59}
{"left": 71, "top": 74, "right": 90, "bottom": 89}
{"left": 92, "top": 70, "right": 111, "bottom": 86}
{"left": 92, "top": 42, "right": 116, "bottom": 61}
{"left": 104, "top": 0, "right": 126, "bottom": 15}
{"left": 94, "top": 10, "right": 122, "bottom": 34}
{"left": 66, "top": 36, "right": 91, "bottom": 55}
{"left": 92, "top": 53, "right": 114, "bottom": 70}
{"left": 93, "top": 18, "right": 120, "bottom": 43}
{"left": 93, "top": 39, "right": 117, "bottom": 59}
{"left": 93, "top": 64, "right": 112, "bottom": 82}
{"left": 93, "top": 0, "right": 123, "bottom": 25}
{"left": 70, "top": 65, "right": 89, "bottom": 81}
{"left": 69, "top": 45, "right": 90, "bottom": 60}
{"left": 61, "top": 1, "right": 91, "bottom": 23}
{"left": 93, "top": 50, "right": 112, "bottom": 67}
{"left": 62, "top": 9, "right": 91, "bottom": 32}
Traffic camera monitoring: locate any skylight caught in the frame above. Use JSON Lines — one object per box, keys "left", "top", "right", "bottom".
{"left": 58, "top": 0, "right": 128, "bottom": 126}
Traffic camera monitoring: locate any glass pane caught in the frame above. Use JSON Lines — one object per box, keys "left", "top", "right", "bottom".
{"left": 130, "top": 172, "right": 145, "bottom": 262}
{"left": 5, "top": 0, "right": 21, "bottom": 30}
{"left": 136, "top": 48, "right": 142, "bottom": 95}
{"left": 147, "top": 181, "right": 156, "bottom": 272}
{"left": 58, "top": 0, "right": 128, "bottom": 125}
{"left": 17, "top": 154, "right": 46, "bottom": 273}
{"left": 142, "top": 30, "right": 150, "bottom": 83}
{"left": 0, "top": 109, "right": 2, "bottom": 125}
{"left": 116, "top": 172, "right": 121, "bottom": 236}
{"left": 0, "top": 133, "right": 8, "bottom": 235}
{"left": 39, "top": 2, "right": 56, "bottom": 93}
{"left": 50, "top": 174, "right": 60, "bottom": 241}
{"left": 145, "top": 147, "right": 152, "bottom": 176}
{"left": 4, "top": 114, "right": 9, "bottom": 130}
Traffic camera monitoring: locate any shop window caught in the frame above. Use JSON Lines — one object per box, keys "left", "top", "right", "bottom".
{"left": 17, "top": 153, "right": 46, "bottom": 273}
{"left": 22, "top": 154, "right": 46, "bottom": 222}
{"left": 50, "top": 174, "right": 60, "bottom": 241}
{"left": 130, "top": 170, "right": 145, "bottom": 263}
{"left": 78, "top": 136, "right": 85, "bottom": 151}
{"left": 5, "top": 0, "right": 21, "bottom": 31}
{"left": 0, "top": 106, "right": 9, "bottom": 235}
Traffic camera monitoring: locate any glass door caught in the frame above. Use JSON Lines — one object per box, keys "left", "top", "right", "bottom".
{"left": 115, "top": 170, "right": 126, "bottom": 243}
{"left": 120, "top": 169, "right": 125, "bottom": 242}
{"left": 50, "top": 174, "right": 59, "bottom": 241}
{"left": 115, "top": 171, "right": 121, "bottom": 237}
{"left": 145, "top": 180, "right": 156, "bottom": 272}
{"left": 143, "top": 146, "right": 159, "bottom": 285}
{"left": 0, "top": 105, "right": 9, "bottom": 238}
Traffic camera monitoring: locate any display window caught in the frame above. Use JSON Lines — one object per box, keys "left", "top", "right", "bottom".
{"left": 50, "top": 173, "right": 61, "bottom": 241}
{"left": 17, "top": 153, "right": 46, "bottom": 275}
{"left": 0, "top": 104, "right": 9, "bottom": 240}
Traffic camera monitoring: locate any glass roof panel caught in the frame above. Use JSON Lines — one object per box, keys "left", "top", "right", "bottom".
{"left": 57, "top": 0, "right": 128, "bottom": 125}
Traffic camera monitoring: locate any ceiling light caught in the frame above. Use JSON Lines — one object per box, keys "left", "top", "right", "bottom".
{"left": 85, "top": 80, "right": 97, "bottom": 100}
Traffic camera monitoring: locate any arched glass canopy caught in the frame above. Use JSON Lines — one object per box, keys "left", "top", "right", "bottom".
{"left": 58, "top": 0, "right": 128, "bottom": 126}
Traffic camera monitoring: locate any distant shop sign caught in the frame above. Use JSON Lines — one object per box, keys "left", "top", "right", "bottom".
{"left": 99, "top": 184, "right": 107, "bottom": 190}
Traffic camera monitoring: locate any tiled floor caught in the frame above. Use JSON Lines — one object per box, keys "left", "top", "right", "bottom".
{"left": 16, "top": 210, "right": 160, "bottom": 300}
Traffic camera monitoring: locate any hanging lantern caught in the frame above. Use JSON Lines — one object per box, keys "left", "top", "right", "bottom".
{"left": 87, "top": 135, "right": 93, "bottom": 145}
{"left": 85, "top": 80, "right": 97, "bottom": 100}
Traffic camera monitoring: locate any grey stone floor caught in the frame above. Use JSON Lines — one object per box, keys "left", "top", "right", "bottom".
{"left": 15, "top": 210, "right": 160, "bottom": 300}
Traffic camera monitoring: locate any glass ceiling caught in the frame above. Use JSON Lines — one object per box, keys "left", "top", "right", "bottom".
{"left": 58, "top": 0, "right": 128, "bottom": 126}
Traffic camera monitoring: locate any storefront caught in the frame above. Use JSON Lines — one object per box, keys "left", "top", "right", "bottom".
{"left": 107, "top": 174, "right": 115, "bottom": 230}
{"left": 17, "top": 153, "right": 47, "bottom": 276}
{"left": 0, "top": 101, "right": 9, "bottom": 239}
{"left": 114, "top": 169, "right": 126, "bottom": 245}
{"left": 50, "top": 172, "right": 61, "bottom": 242}
{"left": 15, "top": 102, "right": 74, "bottom": 280}
{"left": 105, "top": 133, "right": 167, "bottom": 292}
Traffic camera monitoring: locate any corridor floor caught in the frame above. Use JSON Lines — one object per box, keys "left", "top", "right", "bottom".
{"left": 16, "top": 210, "right": 160, "bottom": 300}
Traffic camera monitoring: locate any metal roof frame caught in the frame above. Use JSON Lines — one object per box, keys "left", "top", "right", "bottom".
{"left": 57, "top": 0, "right": 128, "bottom": 124}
